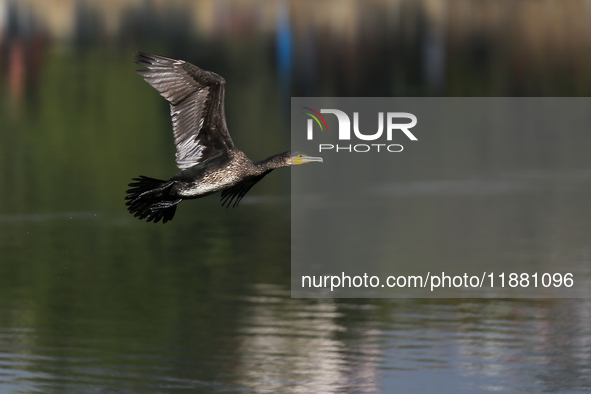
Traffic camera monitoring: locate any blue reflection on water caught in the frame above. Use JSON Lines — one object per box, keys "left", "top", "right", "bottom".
{"left": 276, "top": 1, "right": 292, "bottom": 92}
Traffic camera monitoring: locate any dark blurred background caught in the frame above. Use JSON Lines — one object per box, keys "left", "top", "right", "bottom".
{"left": 1, "top": 1, "right": 591, "bottom": 393}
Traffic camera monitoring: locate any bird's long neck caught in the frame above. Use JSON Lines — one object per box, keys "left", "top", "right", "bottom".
{"left": 253, "top": 152, "right": 290, "bottom": 174}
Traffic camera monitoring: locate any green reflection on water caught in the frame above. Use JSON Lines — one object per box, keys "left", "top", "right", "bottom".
{"left": 0, "top": 46, "right": 291, "bottom": 388}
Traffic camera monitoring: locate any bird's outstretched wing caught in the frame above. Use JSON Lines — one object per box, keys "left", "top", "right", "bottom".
{"left": 134, "top": 52, "right": 235, "bottom": 169}
{"left": 220, "top": 171, "right": 271, "bottom": 208}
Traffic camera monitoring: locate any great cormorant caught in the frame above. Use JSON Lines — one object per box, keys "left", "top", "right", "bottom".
{"left": 126, "top": 53, "right": 322, "bottom": 223}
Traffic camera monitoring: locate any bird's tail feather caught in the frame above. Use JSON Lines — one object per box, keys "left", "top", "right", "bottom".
{"left": 125, "top": 176, "right": 180, "bottom": 223}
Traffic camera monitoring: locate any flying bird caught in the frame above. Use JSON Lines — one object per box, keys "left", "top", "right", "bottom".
{"left": 126, "top": 52, "right": 322, "bottom": 223}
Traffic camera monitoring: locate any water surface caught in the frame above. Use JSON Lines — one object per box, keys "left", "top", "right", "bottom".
{"left": 1, "top": 1, "right": 591, "bottom": 392}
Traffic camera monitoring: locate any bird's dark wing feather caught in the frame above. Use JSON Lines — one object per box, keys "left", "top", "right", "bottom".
{"left": 134, "top": 52, "right": 234, "bottom": 169}
{"left": 220, "top": 171, "right": 271, "bottom": 208}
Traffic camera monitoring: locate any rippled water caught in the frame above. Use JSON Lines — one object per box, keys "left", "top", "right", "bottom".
{"left": 2, "top": 281, "right": 591, "bottom": 393}
{"left": 2, "top": 0, "right": 591, "bottom": 393}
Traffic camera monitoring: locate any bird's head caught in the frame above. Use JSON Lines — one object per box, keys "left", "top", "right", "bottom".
{"left": 289, "top": 152, "right": 324, "bottom": 166}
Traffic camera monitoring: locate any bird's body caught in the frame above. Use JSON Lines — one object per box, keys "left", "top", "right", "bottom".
{"left": 126, "top": 53, "right": 322, "bottom": 223}
{"left": 175, "top": 150, "right": 254, "bottom": 198}
{"left": 172, "top": 149, "right": 281, "bottom": 200}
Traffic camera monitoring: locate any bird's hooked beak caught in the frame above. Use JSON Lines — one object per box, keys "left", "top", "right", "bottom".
{"left": 293, "top": 155, "right": 324, "bottom": 165}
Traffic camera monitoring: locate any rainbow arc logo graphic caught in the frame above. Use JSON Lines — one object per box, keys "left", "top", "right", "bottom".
{"left": 302, "top": 107, "right": 329, "bottom": 131}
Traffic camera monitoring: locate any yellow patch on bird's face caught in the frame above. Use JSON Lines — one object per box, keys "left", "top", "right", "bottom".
{"left": 292, "top": 154, "right": 306, "bottom": 165}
